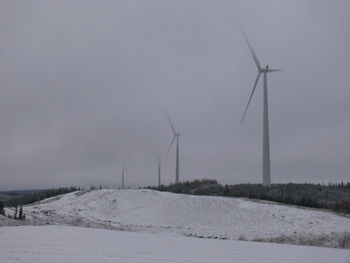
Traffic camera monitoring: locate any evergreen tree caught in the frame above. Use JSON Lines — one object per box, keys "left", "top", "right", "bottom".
{"left": 0, "top": 201, "right": 5, "bottom": 216}
{"left": 19, "top": 204, "right": 23, "bottom": 220}
{"left": 14, "top": 205, "right": 18, "bottom": 219}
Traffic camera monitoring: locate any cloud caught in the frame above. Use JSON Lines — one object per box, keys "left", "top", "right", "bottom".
{"left": 0, "top": 0, "right": 349, "bottom": 189}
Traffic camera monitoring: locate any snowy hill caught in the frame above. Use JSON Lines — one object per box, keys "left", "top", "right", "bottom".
{"left": 1, "top": 225, "right": 349, "bottom": 263}
{"left": 17, "top": 189, "right": 350, "bottom": 244}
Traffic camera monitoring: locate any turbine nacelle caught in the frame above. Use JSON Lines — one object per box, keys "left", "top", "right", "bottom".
{"left": 259, "top": 65, "right": 269, "bottom": 73}
{"left": 259, "top": 65, "right": 282, "bottom": 73}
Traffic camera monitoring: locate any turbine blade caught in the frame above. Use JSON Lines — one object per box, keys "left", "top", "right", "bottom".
{"left": 241, "top": 72, "right": 261, "bottom": 124}
{"left": 267, "top": 69, "right": 282, "bottom": 72}
{"left": 238, "top": 23, "right": 261, "bottom": 70}
{"left": 167, "top": 116, "right": 176, "bottom": 136}
{"left": 165, "top": 135, "right": 176, "bottom": 158}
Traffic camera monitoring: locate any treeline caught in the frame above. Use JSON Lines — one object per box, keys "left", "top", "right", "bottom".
{"left": 2, "top": 187, "right": 79, "bottom": 207}
{"left": 149, "top": 180, "right": 350, "bottom": 214}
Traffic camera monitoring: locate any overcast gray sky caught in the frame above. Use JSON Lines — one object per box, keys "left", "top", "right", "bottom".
{"left": 0, "top": 0, "right": 349, "bottom": 190}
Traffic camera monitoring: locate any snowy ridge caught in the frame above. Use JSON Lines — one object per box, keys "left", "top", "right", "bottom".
{"left": 21, "top": 189, "right": 350, "bottom": 241}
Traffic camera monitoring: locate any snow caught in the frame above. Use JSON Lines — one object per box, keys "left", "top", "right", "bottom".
{"left": 0, "top": 225, "right": 349, "bottom": 263}
{"left": 18, "top": 189, "right": 350, "bottom": 241}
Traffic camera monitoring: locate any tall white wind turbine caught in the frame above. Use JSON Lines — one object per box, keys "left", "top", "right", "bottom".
{"left": 239, "top": 23, "right": 281, "bottom": 186}
{"left": 166, "top": 117, "right": 180, "bottom": 184}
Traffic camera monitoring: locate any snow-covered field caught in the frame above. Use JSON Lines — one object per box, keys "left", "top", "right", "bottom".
{"left": 11, "top": 189, "right": 350, "bottom": 243}
{"left": 0, "top": 225, "right": 349, "bottom": 263}
{"left": 1, "top": 189, "right": 350, "bottom": 262}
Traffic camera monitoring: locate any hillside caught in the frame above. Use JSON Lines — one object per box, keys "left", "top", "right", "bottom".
{"left": 151, "top": 180, "right": 350, "bottom": 214}
{"left": 3, "top": 189, "right": 348, "bottom": 247}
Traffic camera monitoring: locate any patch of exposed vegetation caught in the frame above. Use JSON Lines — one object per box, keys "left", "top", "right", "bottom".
{"left": 253, "top": 232, "right": 350, "bottom": 249}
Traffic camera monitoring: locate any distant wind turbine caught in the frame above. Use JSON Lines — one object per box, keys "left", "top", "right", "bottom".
{"left": 157, "top": 155, "right": 161, "bottom": 187}
{"left": 121, "top": 166, "right": 128, "bottom": 189}
{"left": 166, "top": 117, "right": 180, "bottom": 184}
{"left": 239, "top": 23, "right": 282, "bottom": 186}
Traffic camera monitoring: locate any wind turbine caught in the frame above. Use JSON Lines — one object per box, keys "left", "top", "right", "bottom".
{"left": 239, "top": 23, "right": 282, "bottom": 186}
{"left": 166, "top": 117, "right": 180, "bottom": 184}
{"left": 121, "top": 166, "right": 128, "bottom": 189}
{"left": 157, "top": 155, "right": 161, "bottom": 187}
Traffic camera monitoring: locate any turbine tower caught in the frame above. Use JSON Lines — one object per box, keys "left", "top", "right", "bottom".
{"left": 239, "top": 23, "right": 281, "bottom": 186}
{"left": 121, "top": 166, "right": 128, "bottom": 189}
{"left": 157, "top": 155, "right": 161, "bottom": 187}
{"left": 166, "top": 117, "right": 180, "bottom": 184}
